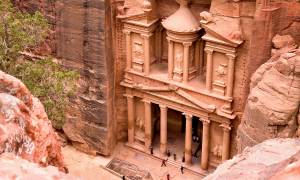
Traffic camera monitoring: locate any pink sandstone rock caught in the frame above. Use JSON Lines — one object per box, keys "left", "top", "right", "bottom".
{"left": 0, "top": 70, "right": 66, "bottom": 172}
{"left": 0, "top": 153, "right": 77, "bottom": 180}
{"left": 237, "top": 36, "right": 300, "bottom": 152}
{"left": 204, "top": 138, "right": 300, "bottom": 180}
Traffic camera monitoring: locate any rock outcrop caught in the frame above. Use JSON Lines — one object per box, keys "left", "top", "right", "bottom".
{"left": 0, "top": 153, "right": 76, "bottom": 179}
{"left": 237, "top": 35, "right": 300, "bottom": 152}
{"left": 0, "top": 71, "right": 66, "bottom": 172}
{"left": 204, "top": 138, "right": 300, "bottom": 180}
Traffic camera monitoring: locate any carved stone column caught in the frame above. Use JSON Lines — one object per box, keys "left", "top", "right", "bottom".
{"left": 221, "top": 123, "right": 231, "bottom": 162}
{"left": 167, "top": 38, "right": 174, "bottom": 80}
{"left": 160, "top": 105, "right": 168, "bottom": 155}
{"left": 205, "top": 48, "right": 213, "bottom": 92}
{"left": 201, "top": 117, "right": 210, "bottom": 170}
{"left": 142, "top": 33, "right": 152, "bottom": 75}
{"left": 144, "top": 99, "right": 152, "bottom": 152}
{"left": 195, "top": 40, "right": 200, "bottom": 73}
{"left": 185, "top": 114, "right": 193, "bottom": 165}
{"left": 183, "top": 42, "right": 192, "bottom": 83}
{"left": 126, "top": 95, "right": 135, "bottom": 144}
{"left": 156, "top": 27, "right": 163, "bottom": 63}
{"left": 123, "top": 30, "right": 132, "bottom": 70}
{"left": 226, "top": 54, "right": 236, "bottom": 98}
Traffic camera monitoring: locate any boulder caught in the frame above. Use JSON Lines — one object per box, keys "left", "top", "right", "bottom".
{"left": 204, "top": 138, "right": 300, "bottom": 180}
{"left": 0, "top": 70, "right": 66, "bottom": 172}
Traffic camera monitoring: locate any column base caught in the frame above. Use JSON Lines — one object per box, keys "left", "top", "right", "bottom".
{"left": 160, "top": 143, "right": 167, "bottom": 155}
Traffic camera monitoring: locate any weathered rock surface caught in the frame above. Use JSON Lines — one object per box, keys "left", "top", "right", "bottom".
{"left": 237, "top": 36, "right": 300, "bottom": 151}
{"left": 204, "top": 138, "right": 300, "bottom": 180}
{"left": 0, "top": 153, "right": 76, "bottom": 180}
{"left": 0, "top": 70, "right": 66, "bottom": 171}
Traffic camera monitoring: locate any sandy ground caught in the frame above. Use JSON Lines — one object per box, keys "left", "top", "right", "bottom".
{"left": 62, "top": 143, "right": 204, "bottom": 180}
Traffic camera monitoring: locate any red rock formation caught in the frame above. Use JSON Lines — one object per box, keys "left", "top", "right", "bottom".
{"left": 0, "top": 153, "right": 76, "bottom": 179}
{"left": 0, "top": 71, "right": 66, "bottom": 172}
{"left": 204, "top": 138, "right": 300, "bottom": 180}
{"left": 237, "top": 35, "right": 300, "bottom": 151}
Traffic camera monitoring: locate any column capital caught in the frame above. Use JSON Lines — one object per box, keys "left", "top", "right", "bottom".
{"left": 141, "top": 33, "right": 153, "bottom": 39}
{"left": 142, "top": 99, "right": 151, "bottom": 104}
{"left": 202, "top": 117, "right": 211, "bottom": 124}
{"left": 166, "top": 37, "right": 173, "bottom": 43}
{"left": 182, "top": 113, "right": 193, "bottom": 119}
{"left": 123, "top": 29, "right": 131, "bottom": 35}
{"left": 220, "top": 123, "right": 232, "bottom": 131}
{"left": 204, "top": 48, "right": 214, "bottom": 55}
{"left": 183, "top": 42, "right": 193, "bottom": 47}
{"left": 226, "top": 53, "right": 236, "bottom": 60}
{"left": 159, "top": 104, "right": 168, "bottom": 110}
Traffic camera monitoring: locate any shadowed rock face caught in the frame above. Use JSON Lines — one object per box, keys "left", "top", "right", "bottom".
{"left": 237, "top": 35, "right": 300, "bottom": 152}
{"left": 204, "top": 138, "right": 300, "bottom": 180}
{"left": 0, "top": 153, "right": 77, "bottom": 179}
{"left": 0, "top": 71, "right": 66, "bottom": 172}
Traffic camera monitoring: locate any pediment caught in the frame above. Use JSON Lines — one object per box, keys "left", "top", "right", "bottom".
{"left": 201, "top": 15, "right": 244, "bottom": 47}
{"left": 136, "top": 85, "right": 216, "bottom": 112}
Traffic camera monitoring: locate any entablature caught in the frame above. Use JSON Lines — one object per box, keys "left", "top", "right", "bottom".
{"left": 121, "top": 70, "right": 236, "bottom": 120}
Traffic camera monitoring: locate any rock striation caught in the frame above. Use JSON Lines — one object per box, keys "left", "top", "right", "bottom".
{"left": 0, "top": 70, "right": 66, "bottom": 172}
{"left": 0, "top": 153, "right": 76, "bottom": 179}
{"left": 204, "top": 138, "right": 300, "bottom": 180}
{"left": 237, "top": 35, "right": 300, "bottom": 151}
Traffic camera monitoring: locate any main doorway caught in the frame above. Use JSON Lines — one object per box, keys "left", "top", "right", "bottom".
{"left": 151, "top": 105, "right": 203, "bottom": 166}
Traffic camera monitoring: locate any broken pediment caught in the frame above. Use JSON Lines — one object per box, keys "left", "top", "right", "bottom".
{"left": 200, "top": 12, "right": 244, "bottom": 47}
{"left": 117, "top": 0, "right": 158, "bottom": 23}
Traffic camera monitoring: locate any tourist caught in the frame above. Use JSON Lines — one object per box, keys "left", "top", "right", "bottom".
{"left": 173, "top": 153, "right": 177, "bottom": 161}
{"left": 167, "top": 173, "right": 170, "bottom": 180}
{"left": 150, "top": 147, "right": 153, "bottom": 155}
{"left": 161, "top": 159, "right": 167, "bottom": 167}
{"left": 180, "top": 166, "right": 184, "bottom": 174}
{"left": 167, "top": 150, "right": 171, "bottom": 157}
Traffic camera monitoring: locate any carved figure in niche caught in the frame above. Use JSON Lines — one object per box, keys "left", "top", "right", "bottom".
{"left": 133, "top": 41, "right": 144, "bottom": 62}
{"left": 189, "top": 46, "right": 195, "bottom": 68}
{"left": 136, "top": 117, "right": 145, "bottom": 131}
{"left": 215, "top": 64, "right": 227, "bottom": 83}
{"left": 174, "top": 53, "right": 183, "bottom": 72}
{"left": 212, "top": 145, "right": 222, "bottom": 157}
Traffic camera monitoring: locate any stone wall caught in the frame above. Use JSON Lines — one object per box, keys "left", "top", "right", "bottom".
{"left": 56, "top": 0, "right": 115, "bottom": 156}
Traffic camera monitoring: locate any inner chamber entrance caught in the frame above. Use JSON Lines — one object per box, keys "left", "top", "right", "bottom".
{"left": 151, "top": 104, "right": 203, "bottom": 166}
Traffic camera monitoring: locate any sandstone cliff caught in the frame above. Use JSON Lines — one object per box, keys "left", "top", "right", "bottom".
{"left": 0, "top": 70, "right": 66, "bottom": 172}
{"left": 237, "top": 35, "right": 300, "bottom": 151}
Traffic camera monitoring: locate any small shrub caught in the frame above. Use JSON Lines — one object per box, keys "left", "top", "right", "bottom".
{"left": 0, "top": 0, "right": 78, "bottom": 129}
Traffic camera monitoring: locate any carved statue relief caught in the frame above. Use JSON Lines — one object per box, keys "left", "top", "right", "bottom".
{"left": 215, "top": 63, "right": 227, "bottom": 83}
{"left": 135, "top": 117, "right": 145, "bottom": 131}
{"left": 211, "top": 145, "right": 222, "bottom": 157}
{"left": 174, "top": 53, "right": 183, "bottom": 72}
{"left": 133, "top": 41, "right": 144, "bottom": 62}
